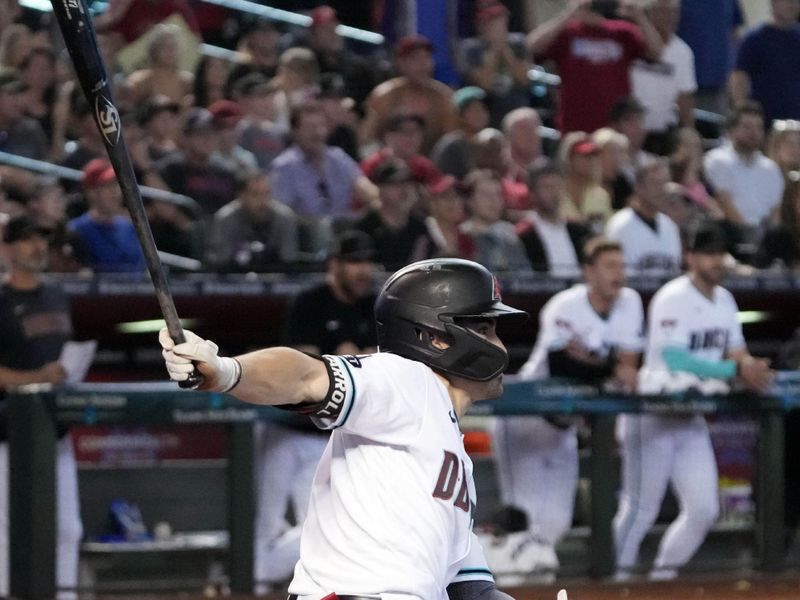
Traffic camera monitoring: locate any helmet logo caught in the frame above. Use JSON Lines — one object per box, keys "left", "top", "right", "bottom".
{"left": 492, "top": 275, "right": 502, "bottom": 301}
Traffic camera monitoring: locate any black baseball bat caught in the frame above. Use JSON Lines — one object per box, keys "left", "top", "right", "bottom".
{"left": 50, "top": 0, "right": 202, "bottom": 389}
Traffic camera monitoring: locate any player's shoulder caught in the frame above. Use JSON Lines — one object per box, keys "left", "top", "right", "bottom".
{"left": 618, "top": 286, "right": 644, "bottom": 308}
{"left": 606, "top": 207, "right": 635, "bottom": 231}
{"left": 651, "top": 274, "right": 691, "bottom": 304}
{"left": 714, "top": 284, "right": 738, "bottom": 308}
{"left": 545, "top": 284, "right": 587, "bottom": 312}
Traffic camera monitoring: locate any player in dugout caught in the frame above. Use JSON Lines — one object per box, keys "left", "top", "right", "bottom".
{"left": 614, "top": 222, "right": 775, "bottom": 580}
{"left": 160, "top": 258, "right": 570, "bottom": 600}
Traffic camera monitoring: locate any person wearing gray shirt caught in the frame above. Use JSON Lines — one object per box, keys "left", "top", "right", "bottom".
{"left": 207, "top": 169, "right": 299, "bottom": 272}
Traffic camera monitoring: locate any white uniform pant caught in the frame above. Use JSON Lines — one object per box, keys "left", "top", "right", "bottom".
{"left": 0, "top": 434, "right": 83, "bottom": 600}
{"left": 253, "top": 422, "right": 328, "bottom": 585}
{"left": 613, "top": 414, "right": 720, "bottom": 573}
{"left": 492, "top": 416, "right": 578, "bottom": 544}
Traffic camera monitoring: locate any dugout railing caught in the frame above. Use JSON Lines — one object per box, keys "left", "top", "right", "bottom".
{"left": 7, "top": 375, "right": 800, "bottom": 599}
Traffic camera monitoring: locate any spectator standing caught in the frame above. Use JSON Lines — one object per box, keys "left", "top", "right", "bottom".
{"left": 432, "top": 87, "right": 491, "bottom": 180}
{"left": 676, "top": 0, "right": 742, "bottom": 113}
{"left": 459, "top": 169, "right": 532, "bottom": 272}
{"left": 458, "top": 0, "right": 533, "bottom": 126}
{"left": 527, "top": 0, "right": 663, "bottom": 134}
{"left": 731, "top": 0, "right": 800, "bottom": 124}
{"left": 630, "top": 0, "right": 697, "bottom": 155}
{"left": 615, "top": 223, "right": 774, "bottom": 581}
{"left": 516, "top": 161, "right": 588, "bottom": 277}
{"left": 361, "top": 35, "right": 458, "bottom": 153}
{"left": 491, "top": 237, "right": 642, "bottom": 582}
{"left": 271, "top": 102, "right": 378, "bottom": 254}
{"left": 703, "top": 102, "right": 784, "bottom": 228}
{"left": 207, "top": 169, "right": 299, "bottom": 272}
{"left": 156, "top": 107, "right": 237, "bottom": 216}
{"left": 354, "top": 159, "right": 432, "bottom": 270}
{"left": 606, "top": 159, "right": 682, "bottom": 277}
{"left": 0, "top": 215, "right": 83, "bottom": 600}
{"left": 68, "top": 159, "right": 145, "bottom": 273}
{"left": 559, "top": 133, "right": 613, "bottom": 230}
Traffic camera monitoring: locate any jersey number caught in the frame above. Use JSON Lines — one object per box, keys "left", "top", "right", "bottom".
{"left": 432, "top": 450, "right": 473, "bottom": 513}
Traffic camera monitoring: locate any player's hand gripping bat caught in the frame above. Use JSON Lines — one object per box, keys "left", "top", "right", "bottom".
{"left": 50, "top": 0, "right": 202, "bottom": 388}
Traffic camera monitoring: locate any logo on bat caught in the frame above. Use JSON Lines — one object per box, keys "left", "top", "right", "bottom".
{"left": 95, "top": 95, "right": 121, "bottom": 146}
{"left": 61, "top": 0, "right": 81, "bottom": 19}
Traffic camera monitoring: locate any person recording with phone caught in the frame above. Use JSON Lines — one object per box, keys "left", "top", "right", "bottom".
{"left": 527, "top": 0, "right": 664, "bottom": 134}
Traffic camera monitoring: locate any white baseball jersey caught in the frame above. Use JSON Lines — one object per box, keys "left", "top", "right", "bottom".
{"left": 287, "top": 352, "right": 493, "bottom": 600}
{"left": 615, "top": 274, "right": 742, "bottom": 576}
{"left": 493, "top": 284, "right": 643, "bottom": 554}
{"left": 639, "top": 274, "right": 745, "bottom": 394}
{"left": 519, "top": 284, "right": 645, "bottom": 380}
{"left": 605, "top": 208, "right": 682, "bottom": 277}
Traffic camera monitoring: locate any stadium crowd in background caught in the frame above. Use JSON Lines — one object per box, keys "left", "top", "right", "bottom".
{"left": 1, "top": 0, "right": 800, "bottom": 593}
{"left": 1, "top": 0, "right": 799, "bottom": 277}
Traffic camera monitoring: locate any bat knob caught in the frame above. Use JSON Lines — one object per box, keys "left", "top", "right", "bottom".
{"left": 179, "top": 369, "right": 205, "bottom": 390}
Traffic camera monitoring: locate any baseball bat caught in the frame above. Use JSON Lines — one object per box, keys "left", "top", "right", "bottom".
{"left": 50, "top": 0, "right": 202, "bottom": 389}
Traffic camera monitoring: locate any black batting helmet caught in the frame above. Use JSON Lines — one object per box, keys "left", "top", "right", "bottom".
{"left": 375, "top": 259, "right": 527, "bottom": 381}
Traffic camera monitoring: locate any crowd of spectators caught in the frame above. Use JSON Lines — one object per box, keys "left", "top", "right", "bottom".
{"left": 1, "top": 0, "right": 800, "bottom": 278}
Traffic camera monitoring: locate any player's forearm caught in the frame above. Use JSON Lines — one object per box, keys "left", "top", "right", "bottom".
{"left": 0, "top": 365, "right": 45, "bottom": 387}
{"left": 662, "top": 346, "right": 736, "bottom": 379}
{"left": 548, "top": 349, "right": 615, "bottom": 380}
{"left": 230, "top": 347, "right": 329, "bottom": 406}
{"left": 526, "top": 8, "right": 571, "bottom": 55}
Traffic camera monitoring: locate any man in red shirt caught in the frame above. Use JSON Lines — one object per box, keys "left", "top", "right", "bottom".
{"left": 527, "top": 0, "right": 663, "bottom": 134}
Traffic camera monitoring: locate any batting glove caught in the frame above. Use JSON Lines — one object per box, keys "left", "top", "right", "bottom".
{"left": 159, "top": 328, "right": 241, "bottom": 392}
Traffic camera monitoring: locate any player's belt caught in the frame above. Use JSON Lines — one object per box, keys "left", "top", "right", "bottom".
{"left": 287, "top": 595, "right": 381, "bottom": 600}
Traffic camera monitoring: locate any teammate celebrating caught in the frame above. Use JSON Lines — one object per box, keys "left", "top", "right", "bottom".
{"left": 490, "top": 238, "right": 643, "bottom": 583}
{"left": 160, "top": 258, "right": 527, "bottom": 600}
{"left": 613, "top": 223, "right": 775, "bottom": 580}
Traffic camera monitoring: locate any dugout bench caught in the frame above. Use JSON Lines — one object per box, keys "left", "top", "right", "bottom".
{"left": 7, "top": 376, "right": 800, "bottom": 599}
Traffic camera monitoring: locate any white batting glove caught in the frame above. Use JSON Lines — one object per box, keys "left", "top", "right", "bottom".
{"left": 557, "top": 590, "right": 568, "bottom": 600}
{"left": 159, "top": 328, "right": 240, "bottom": 392}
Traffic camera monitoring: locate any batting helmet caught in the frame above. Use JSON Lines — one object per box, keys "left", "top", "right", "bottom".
{"left": 375, "top": 259, "right": 527, "bottom": 381}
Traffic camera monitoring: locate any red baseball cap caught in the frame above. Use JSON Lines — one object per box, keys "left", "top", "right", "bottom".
{"left": 82, "top": 158, "right": 116, "bottom": 189}
{"left": 571, "top": 140, "right": 600, "bottom": 156}
{"left": 395, "top": 35, "right": 434, "bottom": 59}
{"left": 310, "top": 5, "right": 338, "bottom": 28}
{"left": 208, "top": 99, "right": 244, "bottom": 129}
{"left": 428, "top": 174, "right": 459, "bottom": 196}
{"left": 476, "top": 0, "right": 509, "bottom": 22}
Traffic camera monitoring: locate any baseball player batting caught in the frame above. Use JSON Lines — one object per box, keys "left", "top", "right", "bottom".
{"left": 162, "top": 258, "right": 572, "bottom": 599}
{"left": 613, "top": 223, "right": 774, "bottom": 580}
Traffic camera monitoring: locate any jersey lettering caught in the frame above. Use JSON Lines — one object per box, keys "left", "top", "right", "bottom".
{"left": 318, "top": 356, "right": 349, "bottom": 418}
{"left": 688, "top": 328, "right": 728, "bottom": 351}
{"left": 432, "top": 450, "right": 474, "bottom": 514}
{"left": 453, "top": 461, "right": 471, "bottom": 512}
